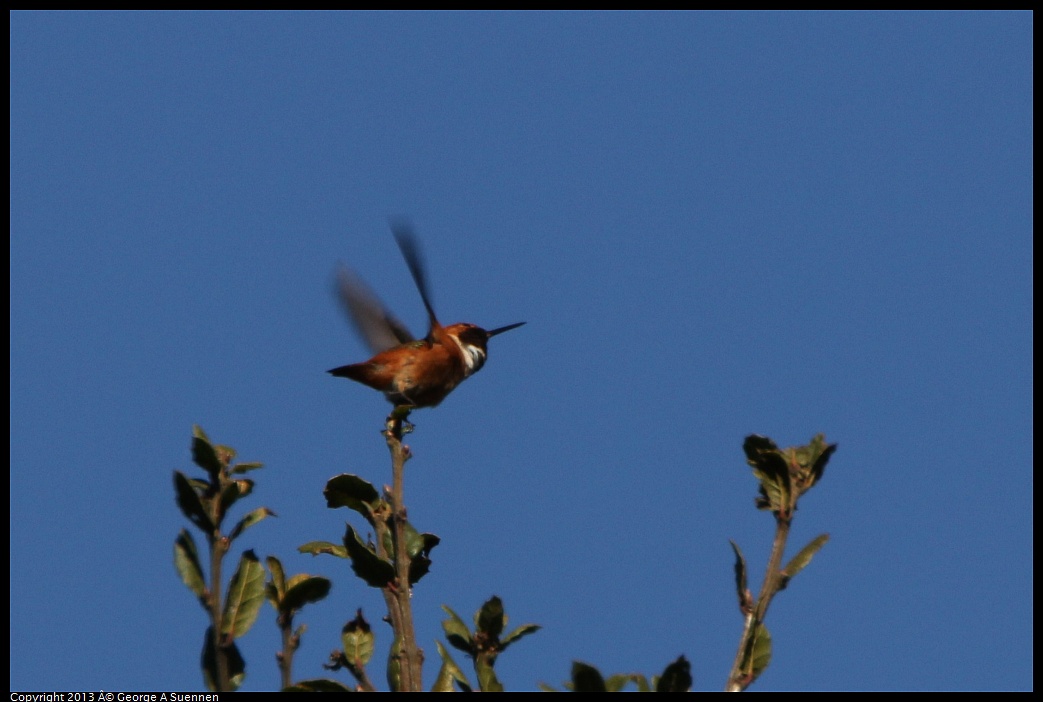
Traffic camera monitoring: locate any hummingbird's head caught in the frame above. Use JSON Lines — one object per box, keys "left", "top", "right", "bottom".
{"left": 445, "top": 322, "right": 525, "bottom": 377}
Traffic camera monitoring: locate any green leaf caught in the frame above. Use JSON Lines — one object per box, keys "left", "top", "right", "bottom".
{"left": 229, "top": 506, "right": 275, "bottom": 541}
{"left": 201, "top": 626, "right": 246, "bottom": 692}
{"left": 298, "top": 540, "right": 348, "bottom": 558}
{"left": 174, "top": 471, "right": 214, "bottom": 532}
{"left": 387, "top": 637, "right": 403, "bottom": 692}
{"left": 284, "top": 679, "right": 353, "bottom": 692}
{"left": 630, "top": 674, "right": 652, "bottom": 693}
{"left": 393, "top": 524, "right": 440, "bottom": 585}
{"left": 218, "top": 479, "right": 254, "bottom": 522}
{"left": 604, "top": 674, "right": 643, "bottom": 692}
{"left": 192, "top": 426, "right": 224, "bottom": 477}
{"left": 744, "top": 434, "right": 793, "bottom": 513}
{"left": 441, "top": 605, "right": 474, "bottom": 656}
{"left": 282, "top": 575, "right": 332, "bottom": 614}
{"left": 729, "top": 540, "right": 752, "bottom": 612}
{"left": 806, "top": 435, "right": 837, "bottom": 489}
{"left": 571, "top": 661, "right": 607, "bottom": 693}
{"left": 501, "top": 623, "right": 540, "bottom": 651}
{"left": 750, "top": 622, "right": 772, "bottom": 685}
{"left": 222, "top": 550, "right": 266, "bottom": 639}
{"left": 343, "top": 524, "right": 395, "bottom": 588}
{"left": 230, "top": 461, "right": 264, "bottom": 475}
{"left": 431, "top": 641, "right": 471, "bottom": 692}
{"left": 266, "top": 556, "right": 286, "bottom": 604}
{"left": 656, "top": 655, "right": 692, "bottom": 692}
{"left": 780, "top": 533, "right": 830, "bottom": 589}
{"left": 214, "top": 443, "right": 237, "bottom": 463}
{"left": 324, "top": 474, "right": 381, "bottom": 524}
{"left": 342, "top": 609, "right": 375, "bottom": 668}
{"left": 476, "top": 657, "right": 503, "bottom": 692}
{"left": 476, "top": 595, "right": 505, "bottom": 638}
{"left": 406, "top": 527, "right": 438, "bottom": 559}
{"left": 173, "top": 529, "right": 207, "bottom": 603}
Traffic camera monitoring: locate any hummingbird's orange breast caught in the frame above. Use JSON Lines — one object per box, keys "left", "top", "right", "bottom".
{"left": 330, "top": 338, "right": 468, "bottom": 408}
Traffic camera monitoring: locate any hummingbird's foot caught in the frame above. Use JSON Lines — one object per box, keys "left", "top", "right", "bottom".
{"left": 393, "top": 405, "right": 414, "bottom": 433}
{"left": 385, "top": 406, "right": 415, "bottom": 437}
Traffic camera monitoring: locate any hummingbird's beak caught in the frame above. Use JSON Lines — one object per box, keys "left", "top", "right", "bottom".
{"left": 486, "top": 322, "right": 526, "bottom": 339}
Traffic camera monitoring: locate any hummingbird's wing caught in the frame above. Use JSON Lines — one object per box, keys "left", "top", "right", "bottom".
{"left": 336, "top": 265, "right": 416, "bottom": 354}
{"left": 390, "top": 220, "right": 439, "bottom": 327}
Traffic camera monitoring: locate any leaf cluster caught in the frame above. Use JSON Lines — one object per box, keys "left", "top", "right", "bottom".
{"left": 172, "top": 426, "right": 274, "bottom": 691}
{"left": 299, "top": 474, "right": 440, "bottom": 589}
{"left": 726, "top": 434, "right": 837, "bottom": 690}
{"left": 745, "top": 433, "right": 835, "bottom": 520}
{"left": 438, "top": 596, "right": 541, "bottom": 692}
{"left": 548, "top": 656, "right": 692, "bottom": 693}
{"left": 173, "top": 424, "right": 837, "bottom": 692}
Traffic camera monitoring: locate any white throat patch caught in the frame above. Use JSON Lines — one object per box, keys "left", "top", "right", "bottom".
{"left": 450, "top": 335, "right": 487, "bottom": 376}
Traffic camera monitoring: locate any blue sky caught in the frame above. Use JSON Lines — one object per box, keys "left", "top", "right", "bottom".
{"left": 10, "top": 11, "right": 1032, "bottom": 692}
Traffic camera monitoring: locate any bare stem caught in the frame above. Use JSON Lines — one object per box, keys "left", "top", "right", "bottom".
{"left": 383, "top": 410, "right": 423, "bottom": 691}
{"left": 725, "top": 514, "right": 792, "bottom": 692}
{"left": 276, "top": 615, "right": 295, "bottom": 690}
{"left": 208, "top": 519, "right": 229, "bottom": 691}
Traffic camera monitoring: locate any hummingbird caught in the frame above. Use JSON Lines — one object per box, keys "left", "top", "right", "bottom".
{"left": 328, "top": 223, "right": 525, "bottom": 409}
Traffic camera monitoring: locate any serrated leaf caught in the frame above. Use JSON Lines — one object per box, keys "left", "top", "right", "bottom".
{"left": 201, "top": 626, "right": 246, "bottom": 692}
{"left": 284, "top": 679, "right": 353, "bottom": 692}
{"left": 476, "top": 596, "right": 505, "bottom": 638}
{"left": 174, "top": 471, "right": 214, "bottom": 532}
{"left": 476, "top": 658, "right": 503, "bottom": 692}
{"left": 750, "top": 622, "right": 772, "bottom": 684}
{"left": 432, "top": 641, "right": 470, "bottom": 692}
{"left": 229, "top": 507, "right": 275, "bottom": 541}
{"left": 762, "top": 466, "right": 791, "bottom": 513}
{"left": 342, "top": 610, "right": 375, "bottom": 667}
{"left": 742, "top": 434, "right": 777, "bottom": 461}
{"left": 656, "top": 655, "right": 692, "bottom": 692}
{"left": 174, "top": 529, "right": 207, "bottom": 603}
{"left": 298, "top": 540, "right": 349, "bottom": 558}
{"left": 571, "top": 661, "right": 607, "bottom": 693}
{"left": 501, "top": 623, "right": 540, "bottom": 651}
{"left": 282, "top": 576, "right": 332, "bottom": 614}
{"left": 441, "top": 605, "right": 474, "bottom": 655}
{"left": 222, "top": 550, "right": 266, "bottom": 639}
{"left": 343, "top": 524, "right": 394, "bottom": 588}
{"left": 324, "top": 474, "right": 381, "bottom": 524}
{"left": 781, "top": 533, "right": 830, "bottom": 588}
{"left": 230, "top": 461, "right": 264, "bottom": 475}
{"left": 744, "top": 434, "right": 793, "bottom": 513}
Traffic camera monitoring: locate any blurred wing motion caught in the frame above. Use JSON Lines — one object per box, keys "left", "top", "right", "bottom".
{"left": 335, "top": 265, "right": 415, "bottom": 354}
{"left": 390, "top": 220, "right": 438, "bottom": 328}
{"left": 330, "top": 220, "right": 526, "bottom": 409}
